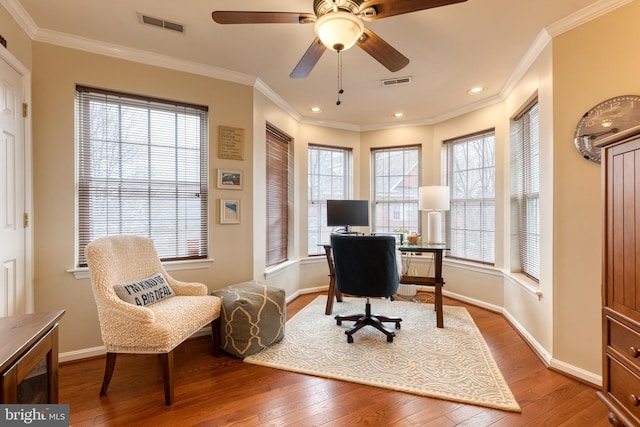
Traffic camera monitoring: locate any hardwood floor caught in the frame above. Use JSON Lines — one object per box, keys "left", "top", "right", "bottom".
{"left": 59, "top": 292, "right": 611, "bottom": 426}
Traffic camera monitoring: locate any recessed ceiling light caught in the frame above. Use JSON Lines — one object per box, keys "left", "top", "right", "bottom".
{"left": 467, "top": 86, "right": 487, "bottom": 95}
{"left": 310, "top": 106, "right": 323, "bottom": 113}
{"left": 393, "top": 112, "right": 405, "bottom": 118}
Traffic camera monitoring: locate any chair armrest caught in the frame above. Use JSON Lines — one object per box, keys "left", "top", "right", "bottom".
{"left": 168, "top": 278, "right": 208, "bottom": 296}
{"left": 102, "top": 298, "right": 155, "bottom": 323}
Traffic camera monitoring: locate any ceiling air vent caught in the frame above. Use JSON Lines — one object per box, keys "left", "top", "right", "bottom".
{"left": 381, "top": 76, "right": 412, "bottom": 87}
{"left": 140, "top": 13, "right": 185, "bottom": 33}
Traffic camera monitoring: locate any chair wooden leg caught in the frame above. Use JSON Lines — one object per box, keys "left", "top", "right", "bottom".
{"left": 211, "top": 317, "right": 221, "bottom": 356}
{"left": 99, "top": 352, "right": 117, "bottom": 396}
{"left": 159, "top": 351, "right": 174, "bottom": 406}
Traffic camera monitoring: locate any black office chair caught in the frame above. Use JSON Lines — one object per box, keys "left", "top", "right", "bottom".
{"left": 330, "top": 234, "right": 402, "bottom": 343}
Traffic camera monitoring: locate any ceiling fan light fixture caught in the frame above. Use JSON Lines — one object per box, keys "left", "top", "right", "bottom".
{"left": 314, "top": 11, "right": 364, "bottom": 52}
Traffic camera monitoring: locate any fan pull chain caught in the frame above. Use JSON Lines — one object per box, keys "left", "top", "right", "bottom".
{"left": 336, "top": 50, "right": 344, "bottom": 106}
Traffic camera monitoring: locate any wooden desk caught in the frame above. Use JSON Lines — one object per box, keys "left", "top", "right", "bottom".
{"left": 322, "top": 242, "right": 448, "bottom": 327}
{"left": 398, "top": 244, "right": 448, "bottom": 328}
{"left": 322, "top": 244, "right": 342, "bottom": 315}
{"left": 0, "top": 310, "right": 65, "bottom": 403}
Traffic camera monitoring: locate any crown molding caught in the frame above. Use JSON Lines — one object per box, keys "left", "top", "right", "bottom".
{"left": 0, "top": 0, "right": 633, "bottom": 132}
{"left": 34, "top": 28, "right": 257, "bottom": 88}
{"left": 500, "top": 29, "right": 552, "bottom": 101}
{"left": 363, "top": 0, "right": 633, "bottom": 131}
{"left": 0, "top": 0, "right": 37, "bottom": 38}
{"left": 546, "top": 0, "right": 633, "bottom": 37}
{"left": 497, "top": 0, "right": 632, "bottom": 107}
{"left": 299, "top": 116, "right": 361, "bottom": 132}
{"left": 254, "top": 78, "right": 302, "bottom": 122}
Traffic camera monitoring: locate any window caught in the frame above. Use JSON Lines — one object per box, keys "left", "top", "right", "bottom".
{"left": 76, "top": 86, "right": 208, "bottom": 267}
{"left": 266, "top": 125, "right": 292, "bottom": 267}
{"left": 444, "top": 130, "right": 495, "bottom": 264}
{"left": 307, "top": 145, "right": 352, "bottom": 255}
{"left": 511, "top": 100, "right": 540, "bottom": 281}
{"left": 371, "top": 146, "right": 421, "bottom": 234}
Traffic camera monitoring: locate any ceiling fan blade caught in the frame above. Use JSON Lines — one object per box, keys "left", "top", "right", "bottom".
{"left": 212, "top": 11, "right": 315, "bottom": 25}
{"left": 361, "top": 0, "right": 467, "bottom": 20}
{"left": 290, "top": 38, "right": 327, "bottom": 79}
{"left": 356, "top": 27, "right": 409, "bottom": 72}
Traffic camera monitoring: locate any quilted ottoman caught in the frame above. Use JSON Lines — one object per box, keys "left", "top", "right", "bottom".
{"left": 212, "top": 282, "right": 285, "bottom": 358}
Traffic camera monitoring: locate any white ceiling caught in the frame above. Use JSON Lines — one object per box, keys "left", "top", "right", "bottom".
{"left": 5, "top": 0, "right": 629, "bottom": 129}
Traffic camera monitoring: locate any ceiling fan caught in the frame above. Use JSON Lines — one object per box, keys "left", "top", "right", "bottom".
{"left": 212, "top": 0, "right": 467, "bottom": 79}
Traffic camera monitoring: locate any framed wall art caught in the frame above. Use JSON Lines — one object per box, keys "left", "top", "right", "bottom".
{"left": 217, "top": 169, "right": 243, "bottom": 190}
{"left": 218, "top": 126, "right": 244, "bottom": 160}
{"left": 220, "top": 199, "right": 240, "bottom": 224}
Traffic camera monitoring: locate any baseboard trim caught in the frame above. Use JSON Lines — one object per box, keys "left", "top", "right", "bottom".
{"left": 442, "top": 289, "right": 601, "bottom": 387}
{"left": 60, "top": 346, "right": 106, "bottom": 363}
{"left": 59, "top": 287, "right": 602, "bottom": 387}
{"left": 549, "top": 358, "right": 602, "bottom": 387}
{"left": 59, "top": 325, "right": 214, "bottom": 363}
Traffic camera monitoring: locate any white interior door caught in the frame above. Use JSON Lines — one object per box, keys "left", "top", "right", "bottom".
{"left": 0, "top": 56, "right": 26, "bottom": 316}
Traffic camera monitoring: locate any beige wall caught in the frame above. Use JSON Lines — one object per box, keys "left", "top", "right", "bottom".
{"left": 552, "top": 0, "right": 640, "bottom": 374}
{"left": 32, "top": 42, "right": 255, "bottom": 352}
{"left": 297, "top": 123, "right": 361, "bottom": 254}
{"left": 0, "top": 6, "right": 32, "bottom": 69}
{"left": 4, "top": 1, "right": 636, "bottom": 381}
{"left": 251, "top": 90, "right": 300, "bottom": 293}
{"left": 433, "top": 103, "right": 507, "bottom": 309}
{"left": 502, "top": 43, "right": 556, "bottom": 361}
{"left": 253, "top": 91, "right": 364, "bottom": 295}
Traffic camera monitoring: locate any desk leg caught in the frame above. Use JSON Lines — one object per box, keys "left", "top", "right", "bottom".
{"left": 434, "top": 251, "right": 444, "bottom": 328}
{"left": 324, "top": 246, "right": 342, "bottom": 315}
{"left": 435, "top": 283, "right": 444, "bottom": 328}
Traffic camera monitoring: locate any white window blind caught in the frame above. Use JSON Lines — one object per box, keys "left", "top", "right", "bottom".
{"left": 510, "top": 100, "right": 540, "bottom": 281}
{"left": 444, "top": 130, "right": 496, "bottom": 264}
{"left": 371, "top": 145, "right": 421, "bottom": 234}
{"left": 266, "top": 125, "right": 292, "bottom": 267}
{"left": 76, "top": 86, "right": 208, "bottom": 267}
{"left": 307, "top": 144, "right": 352, "bottom": 255}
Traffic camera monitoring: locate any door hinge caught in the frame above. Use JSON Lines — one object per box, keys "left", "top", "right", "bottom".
{"left": 22, "top": 102, "right": 28, "bottom": 118}
{"left": 23, "top": 213, "right": 28, "bottom": 228}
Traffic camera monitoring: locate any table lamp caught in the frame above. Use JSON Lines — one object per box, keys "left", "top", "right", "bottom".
{"left": 419, "top": 186, "right": 450, "bottom": 244}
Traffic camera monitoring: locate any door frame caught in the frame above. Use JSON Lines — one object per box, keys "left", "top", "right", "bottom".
{"left": 0, "top": 46, "right": 33, "bottom": 313}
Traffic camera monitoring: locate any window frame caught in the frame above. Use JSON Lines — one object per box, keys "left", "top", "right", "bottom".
{"left": 510, "top": 99, "right": 540, "bottom": 282}
{"left": 307, "top": 144, "right": 353, "bottom": 256}
{"left": 266, "top": 124, "right": 293, "bottom": 268}
{"left": 371, "top": 145, "right": 421, "bottom": 235}
{"left": 444, "top": 129, "right": 496, "bottom": 265}
{"left": 75, "top": 86, "right": 209, "bottom": 267}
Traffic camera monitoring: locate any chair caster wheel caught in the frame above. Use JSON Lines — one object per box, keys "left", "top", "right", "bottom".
{"left": 336, "top": 319, "right": 342, "bottom": 326}
{"left": 395, "top": 322, "right": 401, "bottom": 329}
{"left": 387, "top": 335, "right": 393, "bottom": 343}
{"left": 347, "top": 335, "right": 354, "bottom": 343}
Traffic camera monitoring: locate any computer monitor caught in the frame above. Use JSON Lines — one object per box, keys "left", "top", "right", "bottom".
{"left": 326, "top": 200, "right": 369, "bottom": 233}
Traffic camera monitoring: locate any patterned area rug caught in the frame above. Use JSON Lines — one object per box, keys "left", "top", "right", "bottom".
{"left": 244, "top": 295, "right": 521, "bottom": 412}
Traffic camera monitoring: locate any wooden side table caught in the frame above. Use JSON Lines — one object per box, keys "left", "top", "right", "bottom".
{"left": 0, "top": 310, "right": 65, "bottom": 403}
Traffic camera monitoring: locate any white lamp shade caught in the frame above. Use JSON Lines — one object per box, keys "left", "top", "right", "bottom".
{"left": 418, "top": 186, "right": 450, "bottom": 211}
{"left": 314, "top": 12, "right": 364, "bottom": 52}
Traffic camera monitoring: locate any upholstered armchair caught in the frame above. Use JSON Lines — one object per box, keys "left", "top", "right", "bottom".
{"left": 85, "top": 235, "right": 222, "bottom": 405}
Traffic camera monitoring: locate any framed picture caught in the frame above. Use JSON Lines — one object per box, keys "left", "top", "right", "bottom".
{"left": 218, "top": 126, "right": 244, "bottom": 160}
{"left": 217, "top": 169, "right": 243, "bottom": 190}
{"left": 220, "top": 199, "right": 240, "bottom": 224}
